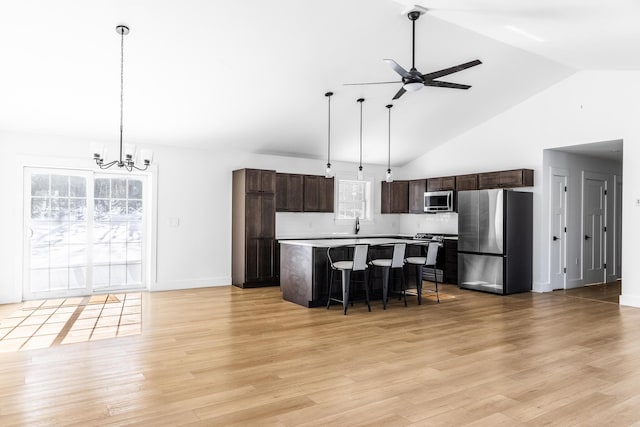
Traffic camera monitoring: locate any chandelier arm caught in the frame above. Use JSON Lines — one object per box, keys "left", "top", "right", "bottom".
{"left": 98, "top": 160, "right": 119, "bottom": 169}
{"left": 131, "top": 163, "right": 149, "bottom": 172}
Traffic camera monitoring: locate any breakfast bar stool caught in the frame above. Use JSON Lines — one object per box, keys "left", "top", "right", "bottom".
{"left": 405, "top": 241, "right": 440, "bottom": 305}
{"left": 368, "top": 243, "right": 407, "bottom": 309}
{"left": 326, "top": 244, "right": 370, "bottom": 315}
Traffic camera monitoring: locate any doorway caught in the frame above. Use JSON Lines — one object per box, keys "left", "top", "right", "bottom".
{"left": 24, "top": 168, "right": 148, "bottom": 300}
{"left": 549, "top": 170, "right": 567, "bottom": 289}
{"left": 582, "top": 173, "right": 607, "bottom": 285}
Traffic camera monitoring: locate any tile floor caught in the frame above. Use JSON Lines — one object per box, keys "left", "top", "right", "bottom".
{"left": 0, "top": 293, "right": 142, "bottom": 352}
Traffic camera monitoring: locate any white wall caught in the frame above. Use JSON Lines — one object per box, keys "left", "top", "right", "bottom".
{"left": 0, "top": 131, "right": 398, "bottom": 303}
{"left": 542, "top": 150, "right": 622, "bottom": 290}
{"left": 398, "top": 70, "right": 640, "bottom": 306}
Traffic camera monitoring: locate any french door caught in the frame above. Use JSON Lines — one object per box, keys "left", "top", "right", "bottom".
{"left": 24, "top": 168, "right": 147, "bottom": 300}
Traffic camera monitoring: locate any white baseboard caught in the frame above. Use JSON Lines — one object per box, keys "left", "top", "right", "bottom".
{"left": 151, "top": 276, "right": 231, "bottom": 292}
{"left": 620, "top": 294, "right": 640, "bottom": 309}
{"left": 532, "top": 281, "right": 553, "bottom": 293}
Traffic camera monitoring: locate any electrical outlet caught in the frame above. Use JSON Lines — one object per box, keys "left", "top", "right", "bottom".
{"left": 635, "top": 198, "right": 640, "bottom": 207}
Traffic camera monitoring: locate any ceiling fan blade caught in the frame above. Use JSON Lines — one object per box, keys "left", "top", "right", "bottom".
{"left": 421, "top": 59, "right": 482, "bottom": 81}
{"left": 343, "top": 81, "right": 402, "bottom": 86}
{"left": 392, "top": 87, "right": 407, "bottom": 100}
{"left": 424, "top": 80, "right": 471, "bottom": 90}
{"left": 384, "top": 59, "right": 411, "bottom": 78}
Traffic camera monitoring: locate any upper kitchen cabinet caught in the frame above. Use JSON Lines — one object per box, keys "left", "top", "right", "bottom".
{"left": 455, "top": 174, "right": 479, "bottom": 191}
{"left": 246, "top": 169, "right": 276, "bottom": 194}
{"left": 303, "top": 175, "right": 334, "bottom": 212}
{"left": 427, "top": 176, "right": 456, "bottom": 192}
{"left": 408, "top": 179, "right": 426, "bottom": 213}
{"left": 381, "top": 181, "right": 409, "bottom": 214}
{"left": 276, "top": 173, "right": 304, "bottom": 212}
{"left": 478, "top": 169, "right": 534, "bottom": 189}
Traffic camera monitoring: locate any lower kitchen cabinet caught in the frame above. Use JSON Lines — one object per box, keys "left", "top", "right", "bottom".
{"left": 443, "top": 239, "right": 458, "bottom": 284}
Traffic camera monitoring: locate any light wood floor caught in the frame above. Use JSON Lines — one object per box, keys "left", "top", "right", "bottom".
{"left": 2, "top": 284, "right": 640, "bottom": 426}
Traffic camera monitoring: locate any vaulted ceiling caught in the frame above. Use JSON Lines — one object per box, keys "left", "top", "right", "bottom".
{"left": 0, "top": 1, "right": 636, "bottom": 165}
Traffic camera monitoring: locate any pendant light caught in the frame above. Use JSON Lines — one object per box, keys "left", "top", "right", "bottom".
{"left": 325, "top": 91, "right": 334, "bottom": 178}
{"left": 93, "top": 25, "right": 152, "bottom": 172}
{"left": 385, "top": 104, "right": 394, "bottom": 183}
{"left": 357, "top": 98, "right": 365, "bottom": 180}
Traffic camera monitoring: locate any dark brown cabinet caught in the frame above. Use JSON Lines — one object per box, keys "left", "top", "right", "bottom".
{"left": 455, "top": 174, "right": 478, "bottom": 191}
{"left": 246, "top": 168, "right": 275, "bottom": 194}
{"left": 275, "top": 173, "right": 304, "bottom": 212}
{"left": 232, "top": 169, "right": 278, "bottom": 288}
{"left": 478, "top": 169, "right": 534, "bottom": 189}
{"left": 408, "top": 179, "right": 426, "bottom": 213}
{"left": 303, "top": 175, "right": 334, "bottom": 212}
{"left": 381, "top": 181, "right": 409, "bottom": 214}
{"left": 443, "top": 239, "right": 458, "bottom": 284}
{"left": 427, "top": 176, "right": 456, "bottom": 192}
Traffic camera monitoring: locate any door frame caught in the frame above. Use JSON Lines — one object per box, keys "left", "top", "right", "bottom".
{"left": 16, "top": 155, "right": 158, "bottom": 301}
{"left": 581, "top": 171, "right": 608, "bottom": 286}
{"left": 549, "top": 167, "right": 568, "bottom": 290}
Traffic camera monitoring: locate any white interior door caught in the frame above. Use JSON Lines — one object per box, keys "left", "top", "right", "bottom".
{"left": 550, "top": 173, "right": 567, "bottom": 290}
{"left": 583, "top": 176, "right": 606, "bottom": 285}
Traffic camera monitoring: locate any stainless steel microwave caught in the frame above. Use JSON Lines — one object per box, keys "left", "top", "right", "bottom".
{"left": 424, "top": 190, "right": 455, "bottom": 213}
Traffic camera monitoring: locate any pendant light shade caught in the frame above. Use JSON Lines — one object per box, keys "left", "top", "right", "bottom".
{"left": 325, "top": 91, "right": 334, "bottom": 178}
{"left": 385, "top": 104, "right": 394, "bottom": 183}
{"left": 357, "top": 98, "right": 365, "bottom": 181}
{"left": 93, "top": 25, "right": 152, "bottom": 172}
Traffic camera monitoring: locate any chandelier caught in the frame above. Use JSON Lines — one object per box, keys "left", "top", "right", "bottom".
{"left": 93, "top": 25, "right": 151, "bottom": 172}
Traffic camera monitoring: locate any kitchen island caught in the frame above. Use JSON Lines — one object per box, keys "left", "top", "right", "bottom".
{"left": 279, "top": 238, "right": 423, "bottom": 307}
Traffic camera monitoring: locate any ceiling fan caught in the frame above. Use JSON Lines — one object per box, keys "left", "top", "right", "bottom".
{"left": 345, "top": 8, "right": 482, "bottom": 100}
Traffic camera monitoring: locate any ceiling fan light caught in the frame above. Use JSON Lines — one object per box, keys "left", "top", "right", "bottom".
{"left": 404, "top": 82, "right": 423, "bottom": 92}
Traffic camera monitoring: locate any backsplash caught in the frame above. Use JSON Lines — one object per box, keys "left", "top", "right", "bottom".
{"left": 276, "top": 212, "right": 400, "bottom": 238}
{"left": 399, "top": 212, "right": 459, "bottom": 235}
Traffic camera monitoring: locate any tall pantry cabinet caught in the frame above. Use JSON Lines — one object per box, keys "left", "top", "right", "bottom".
{"left": 232, "top": 169, "right": 278, "bottom": 288}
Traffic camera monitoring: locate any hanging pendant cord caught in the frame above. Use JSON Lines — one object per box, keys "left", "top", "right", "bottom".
{"left": 119, "top": 28, "right": 125, "bottom": 164}
{"left": 359, "top": 100, "right": 363, "bottom": 168}
{"left": 327, "top": 94, "right": 331, "bottom": 164}
{"left": 387, "top": 105, "right": 392, "bottom": 170}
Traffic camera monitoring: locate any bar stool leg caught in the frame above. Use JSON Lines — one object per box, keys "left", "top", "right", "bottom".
{"left": 342, "top": 270, "right": 351, "bottom": 315}
{"left": 400, "top": 268, "right": 407, "bottom": 307}
{"left": 327, "top": 269, "right": 334, "bottom": 309}
{"left": 382, "top": 266, "right": 390, "bottom": 310}
{"left": 364, "top": 270, "right": 371, "bottom": 312}
{"left": 416, "top": 265, "right": 423, "bottom": 305}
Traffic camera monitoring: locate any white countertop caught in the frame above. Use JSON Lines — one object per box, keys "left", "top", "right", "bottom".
{"left": 276, "top": 233, "right": 415, "bottom": 240}
{"left": 278, "top": 238, "right": 428, "bottom": 248}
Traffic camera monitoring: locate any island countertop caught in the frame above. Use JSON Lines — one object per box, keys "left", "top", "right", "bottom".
{"left": 278, "top": 237, "right": 422, "bottom": 248}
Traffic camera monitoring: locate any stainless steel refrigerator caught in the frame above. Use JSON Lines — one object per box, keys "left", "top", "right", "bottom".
{"left": 457, "top": 189, "right": 532, "bottom": 294}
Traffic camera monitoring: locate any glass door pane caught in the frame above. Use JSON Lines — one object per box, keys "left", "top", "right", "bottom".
{"left": 93, "top": 175, "right": 145, "bottom": 290}
{"left": 26, "top": 170, "right": 90, "bottom": 299}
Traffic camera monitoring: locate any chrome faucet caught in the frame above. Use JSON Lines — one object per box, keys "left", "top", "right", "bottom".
{"left": 355, "top": 216, "right": 360, "bottom": 235}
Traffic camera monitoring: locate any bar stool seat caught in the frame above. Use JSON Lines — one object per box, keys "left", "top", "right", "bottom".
{"left": 327, "top": 244, "right": 370, "bottom": 315}
{"left": 368, "top": 243, "right": 407, "bottom": 309}
{"left": 405, "top": 242, "right": 440, "bottom": 305}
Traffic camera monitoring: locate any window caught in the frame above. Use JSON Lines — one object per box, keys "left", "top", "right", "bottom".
{"left": 336, "top": 179, "right": 371, "bottom": 220}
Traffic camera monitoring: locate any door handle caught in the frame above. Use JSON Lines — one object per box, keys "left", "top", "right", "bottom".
{"left": 584, "top": 235, "right": 591, "bottom": 240}
{"left": 552, "top": 236, "right": 559, "bottom": 241}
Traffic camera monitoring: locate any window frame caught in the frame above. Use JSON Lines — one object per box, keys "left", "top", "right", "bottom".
{"left": 334, "top": 176, "right": 373, "bottom": 222}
